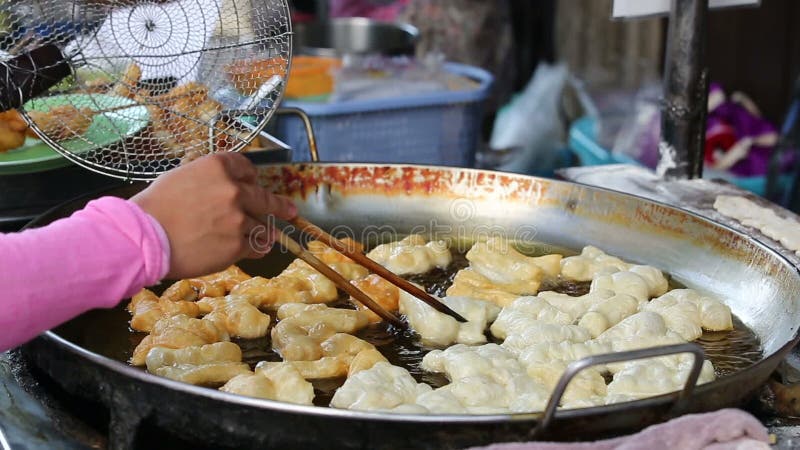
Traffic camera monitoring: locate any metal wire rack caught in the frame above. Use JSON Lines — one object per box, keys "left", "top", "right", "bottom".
{"left": 0, "top": 0, "right": 292, "bottom": 180}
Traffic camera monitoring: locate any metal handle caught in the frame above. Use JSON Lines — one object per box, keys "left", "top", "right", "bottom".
{"left": 275, "top": 107, "right": 320, "bottom": 162}
{"left": 533, "top": 342, "right": 705, "bottom": 437}
{"left": 0, "top": 44, "right": 72, "bottom": 111}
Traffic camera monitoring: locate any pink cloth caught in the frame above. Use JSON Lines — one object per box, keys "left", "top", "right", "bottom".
{"left": 467, "top": 409, "right": 769, "bottom": 450}
{"left": 0, "top": 196, "right": 170, "bottom": 351}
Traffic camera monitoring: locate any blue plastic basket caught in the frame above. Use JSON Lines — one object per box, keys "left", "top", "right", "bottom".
{"left": 568, "top": 116, "right": 792, "bottom": 196}
{"left": 275, "top": 63, "right": 493, "bottom": 166}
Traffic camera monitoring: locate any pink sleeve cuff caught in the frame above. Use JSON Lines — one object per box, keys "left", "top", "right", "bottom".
{"left": 136, "top": 201, "right": 172, "bottom": 283}
{"left": 81, "top": 197, "right": 171, "bottom": 297}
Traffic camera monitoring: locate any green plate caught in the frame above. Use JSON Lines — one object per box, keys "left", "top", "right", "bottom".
{"left": 0, "top": 94, "right": 150, "bottom": 175}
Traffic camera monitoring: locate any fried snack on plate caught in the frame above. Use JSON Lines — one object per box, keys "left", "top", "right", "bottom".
{"left": 144, "top": 81, "right": 223, "bottom": 160}
{"left": 26, "top": 105, "right": 95, "bottom": 141}
{"left": 127, "top": 288, "right": 200, "bottom": 333}
{"left": 109, "top": 62, "right": 142, "bottom": 99}
{"left": 0, "top": 110, "right": 28, "bottom": 152}
{"left": 131, "top": 314, "right": 229, "bottom": 366}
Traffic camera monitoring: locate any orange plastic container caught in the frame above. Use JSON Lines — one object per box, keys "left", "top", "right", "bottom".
{"left": 285, "top": 56, "right": 341, "bottom": 99}
{"left": 226, "top": 57, "right": 288, "bottom": 96}
{"left": 226, "top": 56, "right": 341, "bottom": 99}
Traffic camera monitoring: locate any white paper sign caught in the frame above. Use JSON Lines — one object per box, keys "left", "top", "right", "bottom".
{"left": 613, "top": 0, "right": 760, "bottom": 18}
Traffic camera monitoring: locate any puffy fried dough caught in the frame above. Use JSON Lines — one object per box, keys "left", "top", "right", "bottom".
{"left": 27, "top": 105, "right": 94, "bottom": 141}
{"left": 463, "top": 237, "right": 561, "bottom": 295}
{"left": 196, "top": 265, "right": 251, "bottom": 291}
{"left": 445, "top": 268, "right": 521, "bottom": 307}
{"left": 284, "top": 334, "right": 386, "bottom": 379}
{"left": 231, "top": 259, "right": 339, "bottom": 307}
{"left": 349, "top": 274, "right": 400, "bottom": 323}
{"left": 128, "top": 288, "right": 200, "bottom": 332}
{"left": 131, "top": 314, "right": 229, "bottom": 366}
{"left": 221, "top": 362, "right": 315, "bottom": 405}
{"left": 145, "top": 342, "right": 249, "bottom": 386}
{"left": 198, "top": 295, "right": 271, "bottom": 339}
{"left": 307, "top": 238, "right": 364, "bottom": 264}
{"left": 272, "top": 304, "right": 369, "bottom": 361}
{"left": 366, "top": 234, "right": 452, "bottom": 275}
{"left": 161, "top": 265, "right": 251, "bottom": 302}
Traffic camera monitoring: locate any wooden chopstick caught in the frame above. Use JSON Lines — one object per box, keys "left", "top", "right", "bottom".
{"left": 274, "top": 229, "right": 407, "bottom": 329}
{"left": 290, "top": 217, "right": 469, "bottom": 323}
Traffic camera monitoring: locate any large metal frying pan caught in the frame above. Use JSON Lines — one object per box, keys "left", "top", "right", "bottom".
{"left": 20, "top": 163, "right": 800, "bottom": 450}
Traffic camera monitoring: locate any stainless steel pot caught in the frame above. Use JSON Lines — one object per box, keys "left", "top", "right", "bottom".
{"left": 21, "top": 162, "right": 800, "bottom": 450}
{"left": 294, "top": 18, "right": 419, "bottom": 57}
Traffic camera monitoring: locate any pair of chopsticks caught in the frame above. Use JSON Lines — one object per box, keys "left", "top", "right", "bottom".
{"left": 275, "top": 217, "right": 468, "bottom": 329}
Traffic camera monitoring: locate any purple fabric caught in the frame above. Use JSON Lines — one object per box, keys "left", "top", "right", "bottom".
{"left": 624, "top": 82, "right": 791, "bottom": 177}
{"left": 466, "top": 409, "right": 769, "bottom": 450}
{"left": 711, "top": 102, "right": 775, "bottom": 141}
{"left": 705, "top": 86, "right": 790, "bottom": 177}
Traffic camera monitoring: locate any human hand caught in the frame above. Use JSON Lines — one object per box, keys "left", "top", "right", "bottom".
{"left": 131, "top": 152, "right": 296, "bottom": 279}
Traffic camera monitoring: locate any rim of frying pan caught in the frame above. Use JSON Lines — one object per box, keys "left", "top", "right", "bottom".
{"left": 27, "top": 162, "right": 800, "bottom": 424}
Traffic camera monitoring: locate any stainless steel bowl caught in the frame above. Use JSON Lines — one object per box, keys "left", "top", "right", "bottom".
{"left": 294, "top": 17, "right": 418, "bottom": 57}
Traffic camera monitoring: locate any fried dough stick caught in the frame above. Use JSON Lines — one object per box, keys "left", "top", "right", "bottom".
{"left": 131, "top": 314, "right": 230, "bottom": 366}
{"left": 128, "top": 288, "right": 201, "bottom": 332}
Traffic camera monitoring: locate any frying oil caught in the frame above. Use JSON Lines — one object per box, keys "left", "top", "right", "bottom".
{"left": 295, "top": 242, "right": 763, "bottom": 407}
{"left": 71, "top": 238, "right": 763, "bottom": 408}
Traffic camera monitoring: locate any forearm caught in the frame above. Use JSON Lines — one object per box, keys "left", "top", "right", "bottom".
{"left": 0, "top": 197, "right": 170, "bottom": 351}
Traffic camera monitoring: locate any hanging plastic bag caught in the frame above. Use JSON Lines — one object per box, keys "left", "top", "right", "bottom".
{"left": 610, "top": 83, "right": 662, "bottom": 168}
{"left": 489, "top": 63, "right": 568, "bottom": 174}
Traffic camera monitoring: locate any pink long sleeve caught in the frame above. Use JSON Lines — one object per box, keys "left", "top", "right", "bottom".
{"left": 0, "top": 196, "right": 170, "bottom": 351}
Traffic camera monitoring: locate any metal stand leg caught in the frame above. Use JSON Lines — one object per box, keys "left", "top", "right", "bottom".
{"left": 659, "top": 0, "right": 709, "bottom": 180}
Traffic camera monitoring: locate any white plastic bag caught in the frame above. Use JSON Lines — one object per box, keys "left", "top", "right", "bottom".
{"left": 489, "top": 63, "right": 568, "bottom": 174}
